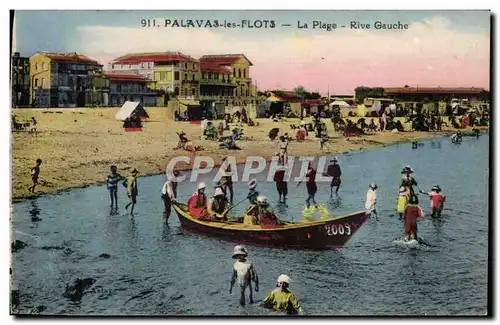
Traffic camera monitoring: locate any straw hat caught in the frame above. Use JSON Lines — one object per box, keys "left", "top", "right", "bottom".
{"left": 131, "top": 168, "right": 139, "bottom": 175}
{"left": 232, "top": 245, "right": 248, "bottom": 259}
{"left": 432, "top": 185, "right": 441, "bottom": 192}
{"left": 248, "top": 179, "right": 257, "bottom": 189}
{"left": 198, "top": 182, "right": 206, "bottom": 190}
{"left": 399, "top": 186, "right": 406, "bottom": 192}
{"left": 277, "top": 274, "right": 291, "bottom": 285}
{"left": 214, "top": 187, "right": 225, "bottom": 197}
{"left": 331, "top": 157, "right": 338, "bottom": 162}
{"left": 369, "top": 183, "right": 378, "bottom": 189}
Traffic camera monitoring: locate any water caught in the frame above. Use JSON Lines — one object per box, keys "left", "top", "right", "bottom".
{"left": 11, "top": 135, "right": 489, "bottom": 315}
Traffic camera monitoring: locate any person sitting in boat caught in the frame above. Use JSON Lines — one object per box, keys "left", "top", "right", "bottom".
{"left": 397, "top": 186, "right": 410, "bottom": 220}
{"left": 262, "top": 274, "right": 303, "bottom": 315}
{"left": 247, "top": 179, "right": 259, "bottom": 205}
{"left": 400, "top": 165, "right": 417, "bottom": 197}
{"left": 187, "top": 182, "right": 209, "bottom": 220}
{"left": 207, "top": 187, "right": 230, "bottom": 221}
{"left": 403, "top": 195, "right": 425, "bottom": 241}
{"left": 230, "top": 245, "right": 259, "bottom": 306}
{"left": 252, "top": 196, "right": 279, "bottom": 226}
{"left": 419, "top": 185, "right": 446, "bottom": 217}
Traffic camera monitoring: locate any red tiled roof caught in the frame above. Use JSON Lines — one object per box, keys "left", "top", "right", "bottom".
{"left": 200, "top": 54, "right": 253, "bottom": 66}
{"left": 104, "top": 72, "right": 151, "bottom": 83}
{"left": 200, "top": 62, "right": 232, "bottom": 74}
{"left": 385, "top": 87, "right": 488, "bottom": 95}
{"left": 41, "top": 52, "right": 100, "bottom": 65}
{"left": 112, "top": 52, "right": 198, "bottom": 65}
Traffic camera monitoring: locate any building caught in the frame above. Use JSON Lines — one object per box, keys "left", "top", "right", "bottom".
{"left": 11, "top": 52, "right": 30, "bottom": 107}
{"left": 199, "top": 54, "right": 254, "bottom": 106}
{"left": 29, "top": 52, "right": 102, "bottom": 107}
{"left": 383, "top": 87, "right": 490, "bottom": 102}
{"left": 198, "top": 61, "right": 236, "bottom": 105}
{"left": 105, "top": 72, "right": 156, "bottom": 107}
{"left": 108, "top": 52, "right": 200, "bottom": 98}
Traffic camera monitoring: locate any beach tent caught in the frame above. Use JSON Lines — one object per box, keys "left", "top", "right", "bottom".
{"left": 357, "top": 104, "right": 379, "bottom": 117}
{"left": 330, "top": 100, "right": 352, "bottom": 108}
{"left": 115, "top": 101, "right": 149, "bottom": 121}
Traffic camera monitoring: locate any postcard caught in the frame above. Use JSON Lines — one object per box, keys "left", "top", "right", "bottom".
{"left": 10, "top": 10, "right": 490, "bottom": 316}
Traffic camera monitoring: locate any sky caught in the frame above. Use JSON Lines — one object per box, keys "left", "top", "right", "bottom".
{"left": 13, "top": 10, "right": 491, "bottom": 95}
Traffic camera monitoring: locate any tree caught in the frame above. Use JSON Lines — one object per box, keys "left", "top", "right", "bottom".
{"left": 293, "top": 86, "right": 307, "bottom": 96}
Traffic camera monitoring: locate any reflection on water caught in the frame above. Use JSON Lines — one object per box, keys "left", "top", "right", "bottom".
{"left": 11, "top": 135, "right": 489, "bottom": 315}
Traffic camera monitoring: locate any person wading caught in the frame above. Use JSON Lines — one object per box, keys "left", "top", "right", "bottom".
{"left": 161, "top": 170, "right": 179, "bottom": 220}
{"left": 262, "top": 274, "right": 303, "bottom": 315}
{"left": 397, "top": 186, "right": 410, "bottom": 220}
{"left": 106, "top": 165, "right": 123, "bottom": 210}
{"left": 222, "top": 157, "right": 234, "bottom": 204}
{"left": 325, "top": 157, "right": 342, "bottom": 196}
{"left": 403, "top": 195, "right": 425, "bottom": 241}
{"left": 124, "top": 168, "right": 139, "bottom": 216}
{"left": 365, "top": 183, "right": 378, "bottom": 219}
{"left": 230, "top": 245, "right": 259, "bottom": 306}
{"left": 400, "top": 165, "right": 418, "bottom": 198}
{"left": 274, "top": 165, "right": 288, "bottom": 202}
{"left": 297, "top": 162, "right": 317, "bottom": 208}
{"left": 419, "top": 185, "right": 446, "bottom": 217}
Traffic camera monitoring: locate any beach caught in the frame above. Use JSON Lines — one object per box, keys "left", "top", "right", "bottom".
{"left": 11, "top": 107, "right": 457, "bottom": 202}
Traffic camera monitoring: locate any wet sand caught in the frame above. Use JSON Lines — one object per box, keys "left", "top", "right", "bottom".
{"left": 11, "top": 107, "right": 461, "bottom": 202}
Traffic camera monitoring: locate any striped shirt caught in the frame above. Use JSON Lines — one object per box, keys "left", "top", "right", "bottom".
{"left": 107, "top": 173, "right": 122, "bottom": 189}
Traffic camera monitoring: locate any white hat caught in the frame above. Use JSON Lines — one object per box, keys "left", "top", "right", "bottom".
{"left": 248, "top": 179, "right": 257, "bottom": 189}
{"left": 277, "top": 274, "right": 291, "bottom": 284}
{"left": 331, "top": 157, "right": 338, "bottom": 162}
{"left": 256, "top": 195, "right": 268, "bottom": 205}
{"left": 198, "top": 182, "right": 206, "bottom": 190}
{"left": 399, "top": 186, "right": 406, "bottom": 192}
{"left": 214, "top": 187, "right": 224, "bottom": 197}
{"left": 232, "top": 245, "right": 248, "bottom": 259}
{"left": 370, "top": 183, "right": 378, "bottom": 189}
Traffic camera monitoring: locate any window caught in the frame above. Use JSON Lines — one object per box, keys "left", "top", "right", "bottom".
{"left": 174, "top": 71, "right": 180, "bottom": 80}
{"left": 193, "top": 63, "right": 196, "bottom": 69}
{"left": 243, "top": 69, "right": 246, "bottom": 78}
{"left": 238, "top": 69, "right": 241, "bottom": 78}
{"left": 35, "top": 63, "right": 39, "bottom": 72}
{"left": 34, "top": 78, "right": 38, "bottom": 87}
{"left": 233, "top": 68, "right": 236, "bottom": 77}
{"left": 184, "top": 63, "right": 188, "bottom": 69}
{"left": 174, "top": 87, "right": 179, "bottom": 95}
{"left": 121, "top": 64, "right": 124, "bottom": 69}
{"left": 166, "top": 71, "right": 172, "bottom": 81}
{"left": 192, "top": 74, "right": 195, "bottom": 81}
{"left": 42, "top": 78, "right": 45, "bottom": 88}
{"left": 160, "top": 71, "right": 166, "bottom": 81}
{"left": 202, "top": 73, "right": 206, "bottom": 79}
{"left": 42, "top": 62, "right": 46, "bottom": 70}
{"left": 111, "top": 64, "right": 115, "bottom": 69}
{"left": 184, "top": 74, "right": 187, "bottom": 81}
{"left": 141, "top": 63, "right": 144, "bottom": 69}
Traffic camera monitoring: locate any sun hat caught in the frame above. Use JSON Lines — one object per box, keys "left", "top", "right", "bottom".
{"left": 198, "top": 182, "right": 206, "bottom": 190}
{"left": 214, "top": 187, "right": 225, "bottom": 197}
{"left": 277, "top": 274, "right": 291, "bottom": 285}
{"left": 331, "top": 157, "right": 338, "bottom": 162}
{"left": 399, "top": 186, "right": 406, "bottom": 192}
{"left": 370, "top": 183, "right": 378, "bottom": 189}
{"left": 432, "top": 185, "right": 441, "bottom": 192}
{"left": 248, "top": 179, "right": 257, "bottom": 189}
{"left": 256, "top": 195, "right": 268, "bottom": 205}
{"left": 232, "top": 245, "right": 248, "bottom": 259}
{"left": 131, "top": 168, "right": 139, "bottom": 175}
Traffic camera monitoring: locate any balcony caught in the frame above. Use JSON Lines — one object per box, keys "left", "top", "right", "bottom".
{"left": 198, "top": 95, "right": 234, "bottom": 101}
{"left": 181, "top": 80, "right": 200, "bottom": 85}
{"left": 199, "top": 78, "right": 236, "bottom": 87}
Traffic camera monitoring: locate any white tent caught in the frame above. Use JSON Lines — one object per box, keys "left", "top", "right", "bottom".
{"left": 115, "top": 101, "right": 149, "bottom": 121}
{"left": 330, "top": 100, "right": 352, "bottom": 108}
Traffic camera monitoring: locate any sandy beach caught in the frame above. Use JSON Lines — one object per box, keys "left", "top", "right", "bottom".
{"left": 11, "top": 107, "right": 461, "bottom": 202}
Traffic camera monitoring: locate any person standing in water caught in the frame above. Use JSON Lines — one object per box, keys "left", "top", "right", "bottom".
{"left": 400, "top": 165, "right": 418, "bottom": 198}
{"left": 106, "top": 165, "right": 123, "bottom": 210}
{"left": 297, "top": 162, "right": 317, "bottom": 208}
{"left": 125, "top": 168, "right": 139, "bottom": 215}
{"left": 419, "top": 185, "right": 446, "bottom": 217}
{"left": 278, "top": 136, "right": 288, "bottom": 164}
{"left": 28, "top": 158, "right": 42, "bottom": 193}
{"left": 397, "top": 186, "right": 410, "bottom": 220}
{"left": 365, "top": 183, "right": 378, "bottom": 219}
{"left": 403, "top": 195, "right": 425, "bottom": 241}
{"left": 222, "top": 157, "right": 234, "bottom": 204}
{"left": 262, "top": 274, "right": 303, "bottom": 315}
{"left": 274, "top": 164, "right": 288, "bottom": 203}
{"left": 161, "top": 170, "right": 180, "bottom": 220}
{"left": 325, "top": 157, "right": 342, "bottom": 196}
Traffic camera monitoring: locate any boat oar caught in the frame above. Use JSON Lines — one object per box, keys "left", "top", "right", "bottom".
{"left": 221, "top": 197, "right": 248, "bottom": 219}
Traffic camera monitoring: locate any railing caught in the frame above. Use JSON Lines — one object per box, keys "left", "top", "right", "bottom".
{"left": 199, "top": 78, "right": 235, "bottom": 86}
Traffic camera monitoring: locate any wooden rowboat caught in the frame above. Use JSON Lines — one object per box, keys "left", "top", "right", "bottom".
{"left": 172, "top": 203, "right": 369, "bottom": 250}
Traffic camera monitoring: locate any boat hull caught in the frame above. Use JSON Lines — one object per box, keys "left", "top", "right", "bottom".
{"left": 173, "top": 203, "right": 369, "bottom": 250}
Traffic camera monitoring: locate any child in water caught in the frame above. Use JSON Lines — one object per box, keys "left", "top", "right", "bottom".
{"left": 419, "top": 185, "right": 446, "bottom": 217}
{"left": 403, "top": 195, "right": 425, "bottom": 241}
{"left": 262, "top": 274, "right": 303, "bottom": 315}
{"left": 229, "top": 245, "right": 259, "bottom": 306}
{"left": 397, "top": 186, "right": 410, "bottom": 220}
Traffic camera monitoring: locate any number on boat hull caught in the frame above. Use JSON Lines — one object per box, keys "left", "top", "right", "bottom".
{"left": 324, "top": 223, "right": 351, "bottom": 236}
